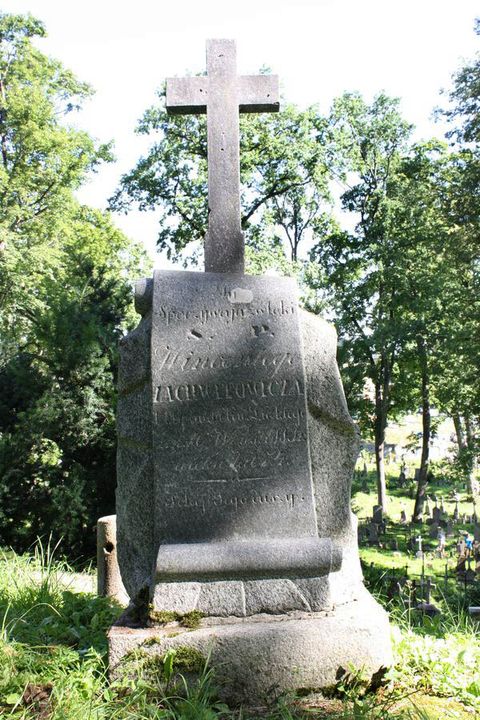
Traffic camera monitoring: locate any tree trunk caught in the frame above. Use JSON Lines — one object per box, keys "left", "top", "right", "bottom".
{"left": 412, "top": 335, "right": 431, "bottom": 523}
{"left": 452, "top": 412, "right": 465, "bottom": 454}
{"left": 453, "top": 412, "right": 477, "bottom": 496}
{"left": 374, "top": 382, "right": 388, "bottom": 511}
{"left": 465, "top": 414, "right": 477, "bottom": 497}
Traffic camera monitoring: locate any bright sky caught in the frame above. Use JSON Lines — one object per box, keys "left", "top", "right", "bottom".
{"left": 3, "top": 0, "right": 479, "bottom": 260}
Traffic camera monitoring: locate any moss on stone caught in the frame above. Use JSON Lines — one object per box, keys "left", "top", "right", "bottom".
{"left": 179, "top": 610, "right": 204, "bottom": 629}
{"left": 133, "top": 645, "right": 205, "bottom": 678}
{"left": 168, "top": 645, "right": 205, "bottom": 672}
{"left": 142, "top": 636, "right": 163, "bottom": 647}
{"left": 148, "top": 609, "right": 176, "bottom": 624}
{"left": 148, "top": 607, "right": 205, "bottom": 629}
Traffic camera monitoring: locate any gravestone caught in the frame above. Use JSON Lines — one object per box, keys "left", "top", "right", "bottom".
{"left": 109, "top": 39, "right": 391, "bottom": 703}
{"left": 465, "top": 558, "right": 476, "bottom": 584}
{"left": 372, "top": 504, "right": 383, "bottom": 525}
{"left": 432, "top": 506, "right": 441, "bottom": 525}
{"left": 366, "top": 521, "right": 380, "bottom": 545}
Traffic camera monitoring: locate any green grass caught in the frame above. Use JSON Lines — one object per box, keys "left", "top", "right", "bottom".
{"left": 354, "top": 460, "right": 479, "bottom": 587}
{"left": 0, "top": 541, "right": 478, "bottom": 718}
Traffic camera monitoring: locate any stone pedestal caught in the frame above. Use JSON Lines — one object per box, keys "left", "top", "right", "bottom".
{"left": 109, "top": 590, "right": 391, "bottom": 704}
{"left": 112, "top": 271, "right": 392, "bottom": 701}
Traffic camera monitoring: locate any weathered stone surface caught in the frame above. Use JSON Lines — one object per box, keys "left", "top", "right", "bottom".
{"left": 151, "top": 271, "right": 318, "bottom": 551}
{"left": 293, "top": 576, "right": 331, "bottom": 611}
{"left": 299, "top": 309, "right": 364, "bottom": 606}
{"left": 155, "top": 538, "right": 340, "bottom": 582}
{"left": 96, "top": 515, "right": 129, "bottom": 606}
{"left": 196, "top": 581, "right": 245, "bottom": 616}
{"left": 116, "top": 292, "right": 365, "bottom": 608}
{"left": 151, "top": 582, "right": 201, "bottom": 614}
{"left": 116, "top": 313, "right": 155, "bottom": 601}
{"left": 243, "top": 578, "right": 310, "bottom": 614}
{"left": 152, "top": 576, "right": 332, "bottom": 618}
{"left": 117, "top": 315, "right": 150, "bottom": 395}
{"left": 109, "top": 589, "right": 392, "bottom": 704}
{"left": 166, "top": 40, "right": 279, "bottom": 274}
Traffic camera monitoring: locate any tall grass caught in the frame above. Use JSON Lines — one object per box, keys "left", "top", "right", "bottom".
{"left": 0, "top": 543, "right": 477, "bottom": 718}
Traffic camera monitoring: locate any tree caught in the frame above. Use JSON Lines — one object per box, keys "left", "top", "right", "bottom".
{"left": 311, "top": 92, "right": 412, "bottom": 510}
{"left": 109, "top": 90, "right": 332, "bottom": 270}
{"left": 383, "top": 141, "right": 454, "bottom": 520}
{"left": 438, "top": 20, "right": 480, "bottom": 491}
{"left": 0, "top": 13, "right": 111, "bottom": 348}
{"left": 442, "top": 18, "right": 480, "bottom": 146}
{"left": 0, "top": 14, "right": 148, "bottom": 558}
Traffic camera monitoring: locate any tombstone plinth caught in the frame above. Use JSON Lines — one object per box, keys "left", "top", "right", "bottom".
{"left": 110, "top": 39, "right": 391, "bottom": 703}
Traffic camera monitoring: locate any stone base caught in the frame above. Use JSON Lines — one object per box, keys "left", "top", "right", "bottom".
{"left": 108, "top": 589, "right": 392, "bottom": 704}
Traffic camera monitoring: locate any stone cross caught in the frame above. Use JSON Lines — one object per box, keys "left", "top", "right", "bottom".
{"left": 166, "top": 39, "right": 279, "bottom": 275}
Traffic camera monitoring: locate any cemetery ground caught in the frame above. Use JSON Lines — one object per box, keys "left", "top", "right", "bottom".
{"left": 1, "top": 461, "right": 480, "bottom": 720}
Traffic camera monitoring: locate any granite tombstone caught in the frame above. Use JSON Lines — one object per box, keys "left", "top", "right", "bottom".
{"left": 111, "top": 39, "right": 392, "bottom": 702}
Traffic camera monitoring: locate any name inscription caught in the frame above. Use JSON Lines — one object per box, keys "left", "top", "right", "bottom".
{"left": 154, "top": 378, "right": 304, "bottom": 403}
{"left": 157, "top": 350, "right": 294, "bottom": 374}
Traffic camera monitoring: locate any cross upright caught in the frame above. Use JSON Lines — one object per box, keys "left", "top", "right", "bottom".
{"left": 166, "top": 39, "right": 279, "bottom": 274}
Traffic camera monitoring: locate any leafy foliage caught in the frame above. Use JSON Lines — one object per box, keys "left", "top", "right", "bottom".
{"left": 109, "top": 88, "right": 332, "bottom": 270}
{"left": 0, "top": 14, "right": 149, "bottom": 558}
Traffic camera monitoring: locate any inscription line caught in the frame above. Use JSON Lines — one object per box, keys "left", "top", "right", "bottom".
{"left": 191, "top": 476, "right": 276, "bottom": 484}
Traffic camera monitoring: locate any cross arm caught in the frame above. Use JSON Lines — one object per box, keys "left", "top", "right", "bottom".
{"left": 166, "top": 76, "right": 209, "bottom": 115}
{"left": 238, "top": 75, "right": 279, "bottom": 113}
{"left": 166, "top": 74, "right": 280, "bottom": 115}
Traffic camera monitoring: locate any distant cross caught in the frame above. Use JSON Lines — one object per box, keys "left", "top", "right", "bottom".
{"left": 166, "top": 39, "right": 279, "bottom": 274}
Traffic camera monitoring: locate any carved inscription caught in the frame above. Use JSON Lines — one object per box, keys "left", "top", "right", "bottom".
{"left": 157, "top": 351, "right": 294, "bottom": 373}
{"left": 154, "top": 378, "right": 304, "bottom": 403}
{"left": 151, "top": 271, "right": 318, "bottom": 544}
{"left": 163, "top": 491, "right": 302, "bottom": 514}
{"left": 156, "top": 298, "right": 296, "bottom": 327}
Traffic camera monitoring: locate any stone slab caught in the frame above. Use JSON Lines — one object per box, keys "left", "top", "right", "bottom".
{"left": 151, "top": 270, "right": 317, "bottom": 556}
{"left": 109, "top": 590, "right": 392, "bottom": 705}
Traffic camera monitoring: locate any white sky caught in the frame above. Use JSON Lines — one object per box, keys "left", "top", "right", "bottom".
{"left": 3, "top": 0, "right": 479, "bottom": 261}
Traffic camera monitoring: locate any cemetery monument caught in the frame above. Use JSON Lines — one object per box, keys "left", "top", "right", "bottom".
{"left": 109, "top": 39, "right": 392, "bottom": 702}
